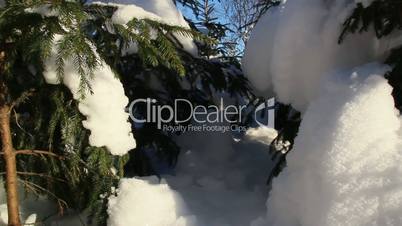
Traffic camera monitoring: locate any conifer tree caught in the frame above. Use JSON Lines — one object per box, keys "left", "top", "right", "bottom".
{"left": 0, "top": 1, "right": 209, "bottom": 225}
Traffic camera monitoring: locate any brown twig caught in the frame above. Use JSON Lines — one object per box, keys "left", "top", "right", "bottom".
{"left": 10, "top": 88, "right": 36, "bottom": 110}
{"left": 13, "top": 108, "right": 34, "bottom": 138}
{"left": 18, "top": 179, "right": 68, "bottom": 216}
{"left": 15, "top": 149, "right": 64, "bottom": 159}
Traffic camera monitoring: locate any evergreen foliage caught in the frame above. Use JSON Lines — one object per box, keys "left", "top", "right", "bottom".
{"left": 177, "top": 0, "right": 236, "bottom": 60}
{"left": 0, "top": 0, "right": 215, "bottom": 224}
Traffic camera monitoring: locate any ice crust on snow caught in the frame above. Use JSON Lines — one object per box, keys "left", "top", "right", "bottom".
{"left": 252, "top": 64, "right": 402, "bottom": 226}
{"left": 43, "top": 35, "right": 136, "bottom": 156}
{"left": 242, "top": 0, "right": 401, "bottom": 111}
{"left": 107, "top": 124, "right": 278, "bottom": 226}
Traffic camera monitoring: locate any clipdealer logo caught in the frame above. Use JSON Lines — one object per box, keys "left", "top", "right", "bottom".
{"left": 128, "top": 98, "right": 275, "bottom": 132}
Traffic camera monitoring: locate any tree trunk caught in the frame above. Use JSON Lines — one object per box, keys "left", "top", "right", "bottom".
{"left": 0, "top": 52, "right": 21, "bottom": 226}
{"left": 0, "top": 105, "right": 21, "bottom": 226}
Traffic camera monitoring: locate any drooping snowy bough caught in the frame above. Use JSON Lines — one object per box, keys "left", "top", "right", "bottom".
{"left": 243, "top": 0, "right": 402, "bottom": 226}
{"left": 42, "top": 0, "right": 198, "bottom": 156}
{"left": 243, "top": 0, "right": 401, "bottom": 112}
{"left": 43, "top": 34, "right": 136, "bottom": 156}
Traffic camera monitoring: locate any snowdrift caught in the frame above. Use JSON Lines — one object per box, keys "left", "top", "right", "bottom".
{"left": 252, "top": 64, "right": 402, "bottom": 226}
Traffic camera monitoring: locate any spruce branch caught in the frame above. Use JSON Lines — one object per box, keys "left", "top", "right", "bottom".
{"left": 12, "top": 171, "right": 67, "bottom": 183}
{"left": 15, "top": 149, "right": 64, "bottom": 159}
{"left": 18, "top": 172, "right": 66, "bottom": 182}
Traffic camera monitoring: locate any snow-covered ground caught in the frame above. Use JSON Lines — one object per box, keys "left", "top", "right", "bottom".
{"left": 108, "top": 125, "right": 278, "bottom": 226}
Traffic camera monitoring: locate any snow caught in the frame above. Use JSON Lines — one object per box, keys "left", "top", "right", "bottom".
{"left": 107, "top": 124, "right": 278, "bottom": 226}
{"left": 242, "top": 0, "right": 401, "bottom": 112}
{"left": 0, "top": 205, "right": 38, "bottom": 226}
{"left": 109, "top": 3, "right": 160, "bottom": 24}
{"left": 25, "top": 4, "right": 58, "bottom": 17}
{"left": 107, "top": 177, "right": 192, "bottom": 226}
{"left": 93, "top": 0, "right": 198, "bottom": 56}
{"left": 252, "top": 63, "right": 402, "bottom": 226}
{"left": 245, "top": 126, "right": 278, "bottom": 146}
{"left": 244, "top": 1, "right": 402, "bottom": 225}
{"left": 43, "top": 35, "right": 136, "bottom": 156}
{"left": 23, "top": 214, "right": 37, "bottom": 225}
{"left": 355, "top": 0, "right": 374, "bottom": 7}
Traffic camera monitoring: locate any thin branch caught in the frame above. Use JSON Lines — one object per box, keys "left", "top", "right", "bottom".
{"left": 13, "top": 108, "right": 34, "bottom": 139}
{"left": 18, "top": 179, "right": 68, "bottom": 216}
{"left": 16, "top": 172, "right": 67, "bottom": 183}
{"left": 1, "top": 171, "right": 66, "bottom": 183}
{"left": 15, "top": 150, "right": 64, "bottom": 159}
{"left": 10, "top": 88, "right": 36, "bottom": 110}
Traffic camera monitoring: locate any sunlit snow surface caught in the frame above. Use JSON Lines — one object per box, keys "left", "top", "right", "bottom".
{"left": 252, "top": 63, "right": 402, "bottom": 226}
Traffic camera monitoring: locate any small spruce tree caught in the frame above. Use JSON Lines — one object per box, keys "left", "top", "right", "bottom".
{"left": 0, "top": 1, "right": 208, "bottom": 225}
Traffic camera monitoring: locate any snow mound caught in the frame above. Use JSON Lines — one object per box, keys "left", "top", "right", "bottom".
{"left": 253, "top": 63, "right": 402, "bottom": 226}
{"left": 107, "top": 177, "right": 196, "bottom": 226}
{"left": 242, "top": 0, "right": 400, "bottom": 111}
{"left": 43, "top": 35, "right": 136, "bottom": 155}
